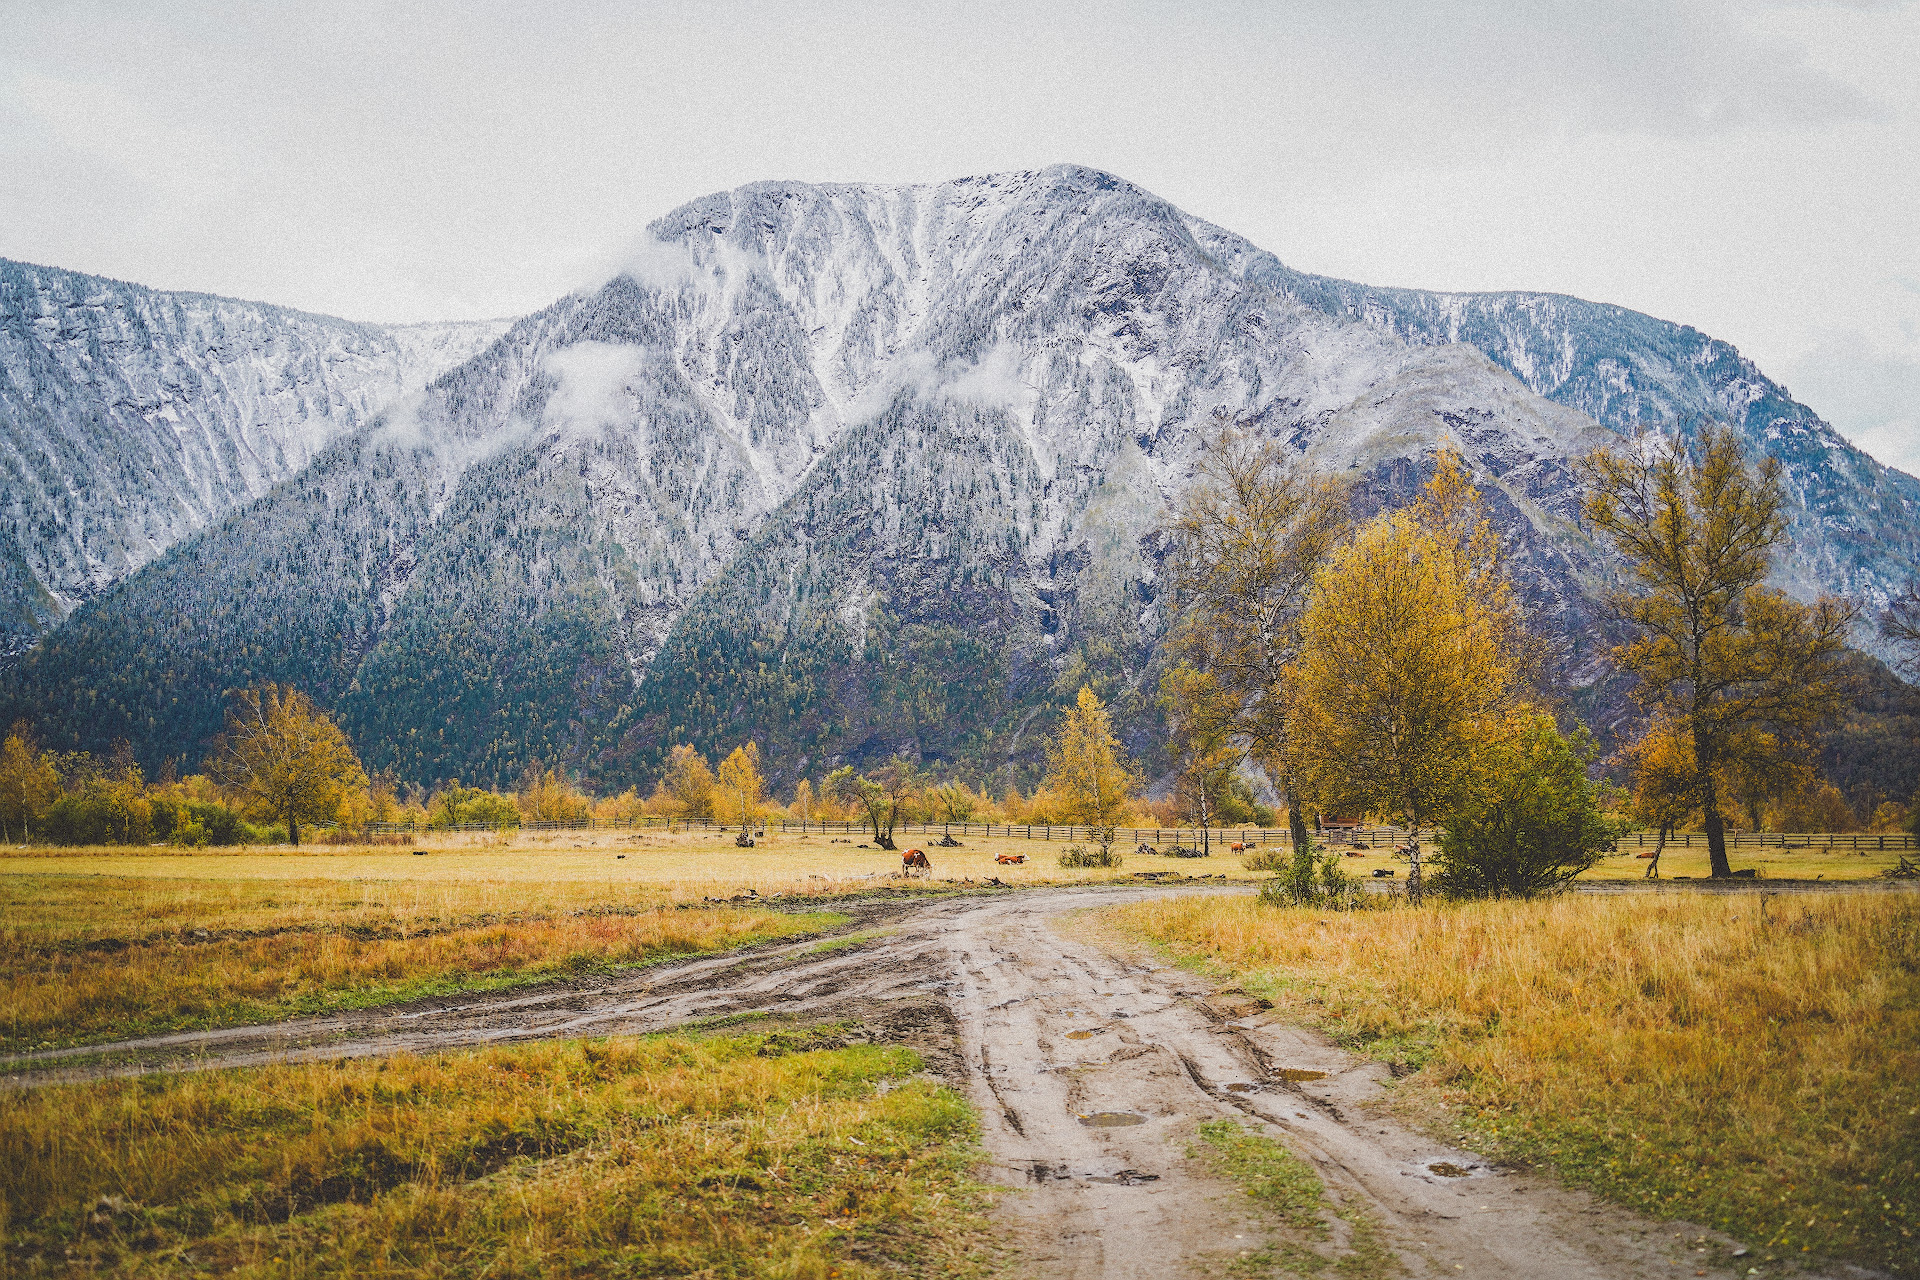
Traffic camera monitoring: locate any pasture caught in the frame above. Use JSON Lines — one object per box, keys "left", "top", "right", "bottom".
{"left": 4, "top": 832, "right": 1915, "bottom": 1277}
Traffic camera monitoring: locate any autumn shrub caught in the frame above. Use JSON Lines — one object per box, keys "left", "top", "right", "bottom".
{"left": 40, "top": 785, "right": 153, "bottom": 845}
{"left": 1057, "top": 844, "right": 1121, "bottom": 869}
{"left": 151, "top": 800, "right": 248, "bottom": 847}
{"left": 429, "top": 784, "right": 520, "bottom": 829}
{"left": 1258, "top": 844, "right": 1364, "bottom": 909}
{"left": 1432, "top": 715, "right": 1621, "bottom": 898}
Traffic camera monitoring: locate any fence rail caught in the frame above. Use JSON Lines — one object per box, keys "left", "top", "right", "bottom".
{"left": 360, "top": 817, "right": 731, "bottom": 835}
{"left": 340, "top": 815, "right": 1917, "bottom": 854}
{"left": 1613, "top": 830, "right": 1917, "bottom": 852}
{"left": 778, "top": 819, "right": 1401, "bottom": 847}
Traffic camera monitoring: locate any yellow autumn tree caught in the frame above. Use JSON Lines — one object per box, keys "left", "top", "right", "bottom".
{"left": 1288, "top": 482, "right": 1523, "bottom": 899}
{"left": 1159, "top": 664, "right": 1243, "bottom": 854}
{"left": 789, "top": 778, "right": 815, "bottom": 823}
{"left": 1163, "top": 425, "right": 1350, "bottom": 852}
{"left": 654, "top": 745, "right": 715, "bottom": 819}
{"left": 0, "top": 721, "right": 61, "bottom": 843}
{"left": 1044, "top": 687, "right": 1137, "bottom": 850}
{"left": 716, "top": 743, "right": 766, "bottom": 830}
{"left": 1583, "top": 425, "right": 1856, "bottom": 876}
{"left": 208, "top": 685, "right": 366, "bottom": 846}
{"left": 517, "top": 764, "right": 591, "bottom": 823}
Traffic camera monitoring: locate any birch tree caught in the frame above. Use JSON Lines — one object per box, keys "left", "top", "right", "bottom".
{"left": 1164, "top": 428, "right": 1349, "bottom": 853}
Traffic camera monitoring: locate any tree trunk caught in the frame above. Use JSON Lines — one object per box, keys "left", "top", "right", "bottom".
{"left": 289, "top": 811, "right": 301, "bottom": 847}
{"left": 1699, "top": 774, "right": 1731, "bottom": 877}
{"left": 1284, "top": 777, "right": 1312, "bottom": 855}
{"left": 1646, "top": 823, "right": 1669, "bottom": 879}
{"left": 1406, "top": 823, "right": 1423, "bottom": 904}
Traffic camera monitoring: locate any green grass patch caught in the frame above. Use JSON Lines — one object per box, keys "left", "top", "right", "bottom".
{"left": 2, "top": 1029, "right": 996, "bottom": 1278}
{"left": 1195, "top": 1120, "right": 1400, "bottom": 1278}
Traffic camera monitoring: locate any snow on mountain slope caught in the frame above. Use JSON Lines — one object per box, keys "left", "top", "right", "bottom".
{"left": 0, "top": 258, "right": 509, "bottom": 656}
{"left": 1185, "top": 221, "right": 1920, "bottom": 612}
{"left": 5, "top": 165, "right": 1909, "bottom": 787}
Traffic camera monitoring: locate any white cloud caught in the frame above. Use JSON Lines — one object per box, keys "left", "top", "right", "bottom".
{"left": 542, "top": 341, "right": 650, "bottom": 431}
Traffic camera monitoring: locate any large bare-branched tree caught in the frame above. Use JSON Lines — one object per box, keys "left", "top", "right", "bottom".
{"left": 1583, "top": 425, "right": 1856, "bottom": 878}
{"left": 1163, "top": 426, "right": 1349, "bottom": 853}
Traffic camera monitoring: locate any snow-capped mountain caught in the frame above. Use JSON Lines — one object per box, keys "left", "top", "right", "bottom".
{"left": 4, "top": 166, "right": 1910, "bottom": 787}
{"left": 0, "top": 258, "right": 509, "bottom": 655}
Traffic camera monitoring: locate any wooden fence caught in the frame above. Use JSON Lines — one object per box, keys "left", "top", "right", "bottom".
{"left": 778, "top": 819, "right": 1401, "bottom": 847}
{"left": 1612, "top": 830, "right": 1917, "bottom": 852}
{"left": 361, "top": 816, "right": 729, "bottom": 835}
{"left": 349, "top": 815, "right": 1917, "bottom": 853}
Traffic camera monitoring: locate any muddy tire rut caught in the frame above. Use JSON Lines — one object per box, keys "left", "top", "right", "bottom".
{"left": 3, "top": 886, "right": 1844, "bottom": 1279}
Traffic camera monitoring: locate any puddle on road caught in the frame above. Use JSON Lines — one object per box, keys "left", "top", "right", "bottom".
{"left": 1079, "top": 1111, "right": 1147, "bottom": 1127}
{"left": 1225, "top": 1082, "right": 1260, "bottom": 1093}
{"left": 1088, "top": 1169, "right": 1160, "bottom": 1185}
{"left": 1065, "top": 1028, "right": 1104, "bottom": 1040}
{"left": 1428, "top": 1162, "right": 1472, "bottom": 1177}
{"left": 1278, "top": 1068, "right": 1327, "bottom": 1082}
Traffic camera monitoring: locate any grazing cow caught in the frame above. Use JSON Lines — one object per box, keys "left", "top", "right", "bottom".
{"left": 902, "top": 848, "right": 931, "bottom": 876}
{"left": 996, "top": 853, "right": 1027, "bottom": 865}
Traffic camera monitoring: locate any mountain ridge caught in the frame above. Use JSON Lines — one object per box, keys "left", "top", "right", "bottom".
{"left": 2, "top": 165, "right": 1911, "bottom": 798}
{"left": 0, "top": 256, "right": 510, "bottom": 656}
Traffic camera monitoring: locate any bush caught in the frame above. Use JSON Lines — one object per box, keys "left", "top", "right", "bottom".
{"left": 41, "top": 787, "right": 151, "bottom": 845}
{"left": 1258, "top": 844, "right": 1366, "bottom": 909}
{"left": 430, "top": 784, "right": 521, "bottom": 829}
{"left": 152, "top": 800, "right": 248, "bottom": 847}
{"left": 1058, "top": 844, "right": 1122, "bottom": 869}
{"left": 1433, "top": 715, "right": 1622, "bottom": 898}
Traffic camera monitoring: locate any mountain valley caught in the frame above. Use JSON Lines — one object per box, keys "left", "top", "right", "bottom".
{"left": 3, "top": 166, "right": 1914, "bottom": 799}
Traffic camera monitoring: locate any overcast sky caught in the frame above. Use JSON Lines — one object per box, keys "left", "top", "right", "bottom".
{"left": 3, "top": 0, "right": 1915, "bottom": 473}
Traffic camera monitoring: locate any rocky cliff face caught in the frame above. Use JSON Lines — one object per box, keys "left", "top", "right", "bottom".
{"left": 3, "top": 167, "right": 1909, "bottom": 786}
{"left": 0, "top": 259, "right": 508, "bottom": 655}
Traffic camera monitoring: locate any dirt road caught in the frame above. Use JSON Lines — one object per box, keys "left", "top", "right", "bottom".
{"left": 5, "top": 886, "right": 1836, "bottom": 1278}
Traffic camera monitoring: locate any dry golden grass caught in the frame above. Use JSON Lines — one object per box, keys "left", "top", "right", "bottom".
{"left": 1580, "top": 843, "right": 1908, "bottom": 881}
{"left": 1114, "top": 890, "right": 1920, "bottom": 1272}
{"left": 3, "top": 824, "right": 1258, "bottom": 889}
{"left": 2, "top": 828, "right": 1223, "bottom": 1054}
{"left": 1, "top": 866, "right": 835, "bottom": 1052}
{"left": 0, "top": 1030, "right": 993, "bottom": 1278}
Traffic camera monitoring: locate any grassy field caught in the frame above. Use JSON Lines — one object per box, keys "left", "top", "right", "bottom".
{"left": 6, "top": 830, "right": 1913, "bottom": 1276}
{"left": 0, "top": 1027, "right": 993, "bottom": 1278}
{"left": 0, "top": 847, "right": 869, "bottom": 1054}
{"left": 3, "top": 825, "right": 1899, "bottom": 1055}
{"left": 1, "top": 828, "right": 1226, "bottom": 1056}
{"left": 1113, "top": 890, "right": 1920, "bottom": 1273}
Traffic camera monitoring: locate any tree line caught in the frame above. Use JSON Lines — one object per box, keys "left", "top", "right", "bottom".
{"left": 5, "top": 424, "right": 1914, "bottom": 882}
{"left": 1157, "top": 422, "right": 1916, "bottom": 897}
